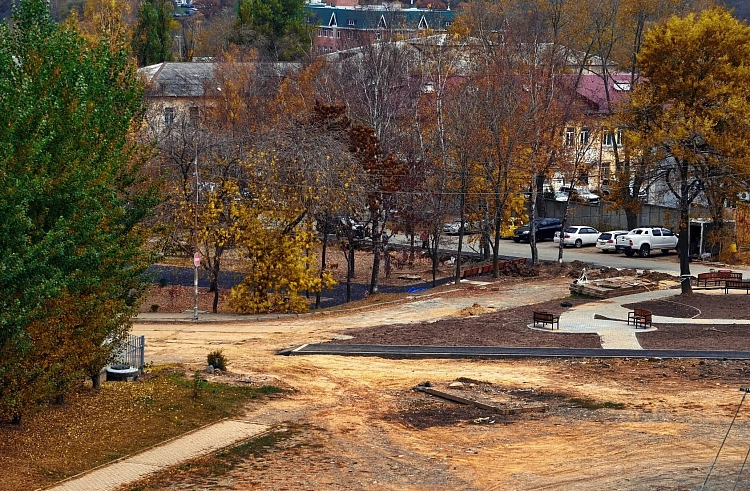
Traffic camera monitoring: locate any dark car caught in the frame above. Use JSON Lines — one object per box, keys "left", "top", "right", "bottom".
{"left": 513, "top": 218, "right": 562, "bottom": 242}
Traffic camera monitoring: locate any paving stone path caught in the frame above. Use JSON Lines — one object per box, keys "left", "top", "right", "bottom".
{"left": 47, "top": 420, "right": 268, "bottom": 491}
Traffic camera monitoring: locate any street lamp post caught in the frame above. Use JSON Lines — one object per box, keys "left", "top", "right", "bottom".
{"left": 193, "top": 152, "right": 199, "bottom": 322}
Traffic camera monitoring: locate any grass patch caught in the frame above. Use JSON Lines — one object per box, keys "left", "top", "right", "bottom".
{"left": 567, "top": 397, "right": 625, "bottom": 410}
{"left": 1, "top": 365, "right": 286, "bottom": 491}
{"left": 120, "top": 426, "right": 300, "bottom": 490}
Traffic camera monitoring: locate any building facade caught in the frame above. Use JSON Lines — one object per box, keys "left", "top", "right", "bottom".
{"left": 305, "top": 1, "right": 456, "bottom": 55}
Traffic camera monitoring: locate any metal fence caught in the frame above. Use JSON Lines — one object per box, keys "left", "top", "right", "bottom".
{"left": 117, "top": 334, "right": 145, "bottom": 369}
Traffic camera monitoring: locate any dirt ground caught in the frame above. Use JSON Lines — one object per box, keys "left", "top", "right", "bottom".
{"left": 130, "top": 258, "right": 750, "bottom": 491}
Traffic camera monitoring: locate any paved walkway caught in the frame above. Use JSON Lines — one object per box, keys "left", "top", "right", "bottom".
{"left": 46, "top": 420, "right": 268, "bottom": 491}
{"left": 52, "top": 283, "right": 750, "bottom": 490}
{"left": 550, "top": 287, "right": 750, "bottom": 349}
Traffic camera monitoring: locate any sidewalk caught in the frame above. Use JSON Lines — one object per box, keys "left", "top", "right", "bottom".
{"left": 134, "top": 310, "right": 300, "bottom": 323}
{"left": 45, "top": 419, "right": 268, "bottom": 491}
{"left": 552, "top": 288, "right": 750, "bottom": 349}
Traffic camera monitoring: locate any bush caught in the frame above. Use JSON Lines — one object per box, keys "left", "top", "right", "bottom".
{"left": 207, "top": 349, "right": 227, "bottom": 371}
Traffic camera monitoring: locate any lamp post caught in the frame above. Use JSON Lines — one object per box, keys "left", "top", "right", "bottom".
{"left": 193, "top": 151, "right": 199, "bottom": 322}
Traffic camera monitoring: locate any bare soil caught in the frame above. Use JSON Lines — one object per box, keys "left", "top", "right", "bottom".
{"left": 125, "top": 260, "right": 750, "bottom": 491}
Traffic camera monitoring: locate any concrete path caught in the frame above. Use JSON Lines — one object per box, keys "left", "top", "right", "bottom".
{"left": 553, "top": 288, "right": 750, "bottom": 349}
{"left": 46, "top": 420, "right": 268, "bottom": 491}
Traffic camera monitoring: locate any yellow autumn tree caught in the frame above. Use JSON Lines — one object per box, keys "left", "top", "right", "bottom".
{"left": 228, "top": 154, "right": 336, "bottom": 314}
{"left": 620, "top": 7, "right": 750, "bottom": 293}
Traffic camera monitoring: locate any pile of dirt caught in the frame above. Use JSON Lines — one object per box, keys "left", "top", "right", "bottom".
{"left": 458, "top": 303, "right": 496, "bottom": 316}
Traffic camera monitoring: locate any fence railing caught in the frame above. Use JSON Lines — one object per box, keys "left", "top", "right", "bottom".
{"left": 117, "top": 334, "right": 145, "bottom": 369}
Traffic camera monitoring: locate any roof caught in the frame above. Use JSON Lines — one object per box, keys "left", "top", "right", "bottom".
{"left": 139, "top": 62, "right": 217, "bottom": 97}
{"left": 304, "top": 4, "right": 456, "bottom": 31}
{"left": 575, "top": 73, "right": 636, "bottom": 113}
{"left": 138, "top": 62, "right": 300, "bottom": 98}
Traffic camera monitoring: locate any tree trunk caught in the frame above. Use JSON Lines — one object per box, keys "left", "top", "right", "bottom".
{"left": 534, "top": 173, "right": 546, "bottom": 218}
{"left": 91, "top": 369, "right": 102, "bottom": 390}
{"left": 346, "top": 242, "right": 354, "bottom": 302}
{"left": 369, "top": 214, "right": 381, "bottom": 295}
{"left": 209, "top": 255, "right": 221, "bottom": 313}
{"left": 316, "top": 235, "right": 328, "bottom": 309}
{"left": 679, "top": 197, "right": 693, "bottom": 295}
{"left": 625, "top": 207, "right": 638, "bottom": 231}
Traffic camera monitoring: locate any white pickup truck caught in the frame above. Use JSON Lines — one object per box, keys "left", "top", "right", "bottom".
{"left": 615, "top": 227, "right": 679, "bottom": 257}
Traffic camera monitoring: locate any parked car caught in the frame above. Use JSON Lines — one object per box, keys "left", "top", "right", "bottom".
{"left": 442, "top": 220, "right": 479, "bottom": 235}
{"left": 554, "top": 226, "right": 600, "bottom": 247}
{"left": 596, "top": 230, "right": 630, "bottom": 252}
{"left": 556, "top": 187, "right": 600, "bottom": 205}
{"left": 615, "top": 226, "right": 679, "bottom": 257}
{"left": 513, "top": 218, "right": 563, "bottom": 242}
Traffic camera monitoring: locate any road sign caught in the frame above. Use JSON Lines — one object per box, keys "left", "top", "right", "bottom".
{"left": 193, "top": 252, "right": 202, "bottom": 267}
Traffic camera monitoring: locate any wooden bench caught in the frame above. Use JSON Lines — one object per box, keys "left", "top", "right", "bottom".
{"left": 627, "top": 308, "right": 652, "bottom": 329}
{"left": 697, "top": 271, "right": 742, "bottom": 287}
{"left": 533, "top": 311, "right": 559, "bottom": 330}
{"left": 725, "top": 280, "right": 750, "bottom": 294}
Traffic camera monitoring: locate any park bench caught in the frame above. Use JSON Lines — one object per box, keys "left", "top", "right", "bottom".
{"left": 697, "top": 271, "right": 742, "bottom": 287}
{"left": 627, "top": 308, "right": 652, "bottom": 329}
{"left": 725, "top": 280, "right": 750, "bottom": 294}
{"left": 533, "top": 311, "right": 559, "bottom": 330}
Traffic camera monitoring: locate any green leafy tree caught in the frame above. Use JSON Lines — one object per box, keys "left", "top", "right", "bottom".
{"left": 132, "top": 0, "right": 173, "bottom": 66}
{"left": 0, "top": 0, "right": 155, "bottom": 423}
{"left": 621, "top": 7, "right": 750, "bottom": 294}
{"left": 236, "top": 0, "right": 308, "bottom": 61}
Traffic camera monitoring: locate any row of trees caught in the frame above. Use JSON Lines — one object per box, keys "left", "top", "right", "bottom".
{"left": 152, "top": 0, "right": 750, "bottom": 310}
{"left": 3, "top": 0, "right": 750, "bottom": 422}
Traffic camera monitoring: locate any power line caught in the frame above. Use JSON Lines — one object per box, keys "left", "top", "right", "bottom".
{"left": 702, "top": 387, "right": 750, "bottom": 490}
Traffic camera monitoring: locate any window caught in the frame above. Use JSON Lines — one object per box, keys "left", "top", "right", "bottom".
{"left": 604, "top": 129, "right": 622, "bottom": 146}
{"left": 164, "top": 107, "right": 175, "bottom": 125}
{"left": 613, "top": 81, "right": 631, "bottom": 91}
{"left": 318, "top": 29, "right": 322, "bottom": 37}
{"left": 337, "top": 30, "right": 341, "bottom": 38}
{"left": 189, "top": 106, "right": 199, "bottom": 125}
{"left": 564, "top": 127, "right": 575, "bottom": 146}
{"left": 652, "top": 229, "right": 662, "bottom": 236}
{"left": 445, "top": 21, "right": 452, "bottom": 27}
{"left": 375, "top": 31, "right": 381, "bottom": 40}
{"left": 348, "top": 19, "right": 355, "bottom": 26}
{"left": 579, "top": 128, "right": 589, "bottom": 145}
{"left": 347, "top": 31, "right": 352, "bottom": 39}
{"left": 601, "top": 164, "right": 611, "bottom": 178}
{"left": 323, "top": 30, "right": 328, "bottom": 37}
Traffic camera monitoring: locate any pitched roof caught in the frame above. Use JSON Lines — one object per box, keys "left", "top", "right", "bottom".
{"left": 305, "top": 4, "right": 455, "bottom": 31}
{"left": 138, "top": 62, "right": 300, "bottom": 98}
{"left": 575, "top": 73, "right": 636, "bottom": 113}
{"left": 139, "top": 62, "right": 217, "bottom": 97}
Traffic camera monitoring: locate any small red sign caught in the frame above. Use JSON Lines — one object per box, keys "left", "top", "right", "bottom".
{"left": 193, "top": 252, "right": 202, "bottom": 267}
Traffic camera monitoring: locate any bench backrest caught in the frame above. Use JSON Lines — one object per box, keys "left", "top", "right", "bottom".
{"left": 698, "top": 272, "right": 719, "bottom": 280}
{"left": 634, "top": 308, "right": 652, "bottom": 317}
{"left": 534, "top": 311, "right": 554, "bottom": 321}
{"left": 726, "top": 280, "right": 746, "bottom": 287}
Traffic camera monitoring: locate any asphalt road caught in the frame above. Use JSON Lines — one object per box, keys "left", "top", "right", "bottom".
{"left": 147, "top": 234, "right": 749, "bottom": 308}
{"left": 403, "top": 232, "right": 750, "bottom": 277}
{"left": 145, "top": 264, "right": 444, "bottom": 309}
